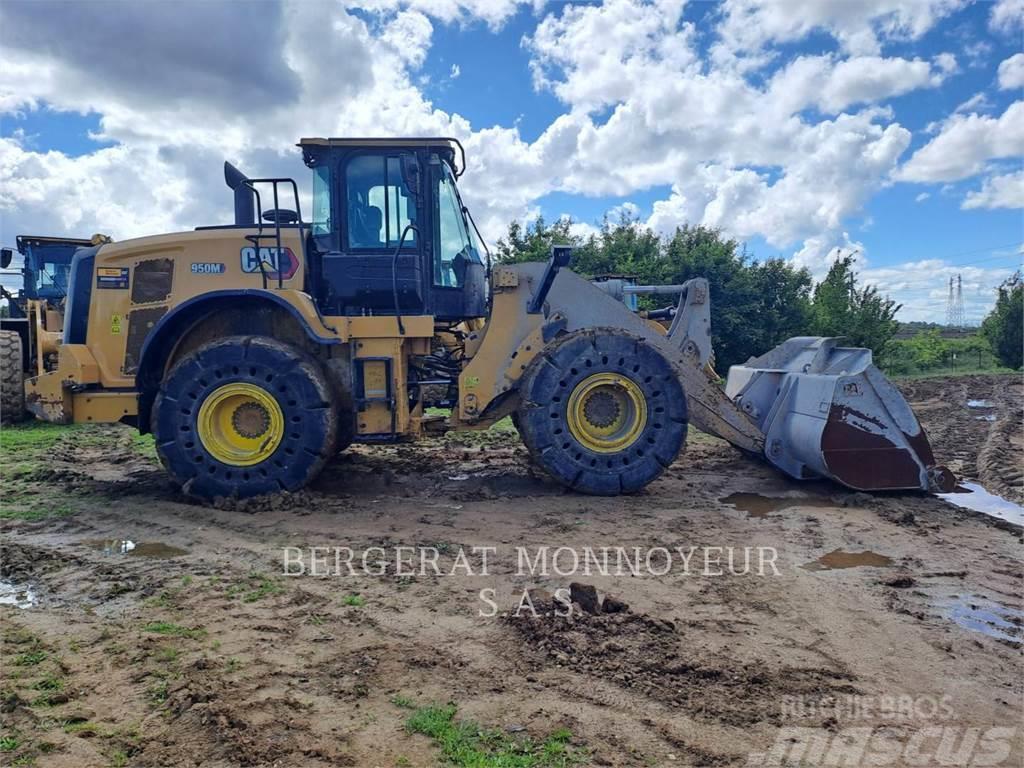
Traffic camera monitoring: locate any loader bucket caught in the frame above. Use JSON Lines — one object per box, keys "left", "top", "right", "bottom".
{"left": 725, "top": 338, "right": 954, "bottom": 493}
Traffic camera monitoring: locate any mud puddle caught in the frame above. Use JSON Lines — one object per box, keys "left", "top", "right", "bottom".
{"left": 0, "top": 578, "right": 38, "bottom": 608}
{"left": 938, "top": 482, "right": 1024, "bottom": 526}
{"left": 720, "top": 491, "right": 837, "bottom": 518}
{"left": 80, "top": 539, "right": 188, "bottom": 558}
{"left": 967, "top": 399, "right": 995, "bottom": 408}
{"left": 934, "top": 594, "right": 1023, "bottom": 645}
{"left": 802, "top": 549, "right": 894, "bottom": 570}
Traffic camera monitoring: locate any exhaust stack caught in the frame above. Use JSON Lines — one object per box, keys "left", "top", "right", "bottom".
{"left": 224, "top": 161, "right": 255, "bottom": 226}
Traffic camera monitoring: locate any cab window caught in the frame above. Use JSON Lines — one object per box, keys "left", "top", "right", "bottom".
{"left": 346, "top": 154, "right": 416, "bottom": 249}
{"left": 311, "top": 165, "right": 331, "bottom": 237}
{"left": 435, "top": 165, "right": 475, "bottom": 287}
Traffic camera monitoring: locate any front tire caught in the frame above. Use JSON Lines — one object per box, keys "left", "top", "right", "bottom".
{"left": 516, "top": 330, "right": 687, "bottom": 495}
{"left": 152, "top": 336, "right": 337, "bottom": 499}
{"left": 1, "top": 330, "right": 25, "bottom": 424}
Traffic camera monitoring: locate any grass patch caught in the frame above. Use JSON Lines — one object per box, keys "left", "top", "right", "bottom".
{"left": 155, "top": 647, "right": 179, "bottom": 663}
{"left": 406, "top": 704, "right": 585, "bottom": 767}
{"left": 142, "top": 622, "right": 206, "bottom": 639}
{"left": 0, "top": 734, "right": 19, "bottom": 751}
{"left": 12, "top": 650, "right": 46, "bottom": 667}
{"left": 890, "top": 367, "right": 1020, "bottom": 381}
{"left": 226, "top": 573, "right": 284, "bottom": 603}
{"left": 130, "top": 433, "right": 158, "bottom": 461}
{"left": 390, "top": 694, "right": 416, "bottom": 709}
{"left": 0, "top": 422, "right": 71, "bottom": 453}
{"left": 341, "top": 594, "right": 365, "bottom": 607}
{"left": 0, "top": 503, "right": 76, "bottom": 522}
{"left": 63, "top": 720, "right": 102, "bottom": 737}
{"left": 148, "top": 679, "right": 169, "bottom": 704}
{"left": 31, "top": 676, "right": 63, "bottom": 692}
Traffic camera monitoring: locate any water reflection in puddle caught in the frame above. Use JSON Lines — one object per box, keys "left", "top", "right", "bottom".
{"left": 82, "top": 539, "right": 188, "bottom": 558}
{"left": 0, "top": 579, "right": 37, "bottom": 608}
{"left": 938, "top": 482, "right": 1024, "bottom": 526}
{"left": 935, "top": 594, "right": 1023, "bottom": 644}
{"left": 974, "top": 414, "right": 997, "bottom": 422}
{"left": 966, "top": 399, "right": 995, "bottom": 408}
{"left": 802, "top": 549, "right": 894, "bottom": 571}
{"left": 720, "top": 492, "right": 837, "bottom": 518}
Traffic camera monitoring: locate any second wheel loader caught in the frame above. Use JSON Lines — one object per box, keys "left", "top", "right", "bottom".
{"left": 6, "top": 137, "right": 954, "bottom": 499}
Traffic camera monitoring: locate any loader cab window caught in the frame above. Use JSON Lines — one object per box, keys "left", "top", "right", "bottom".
{"left": 435, "top": 163, "right": 478, "bottom": 287}
{"left": 311, "top": 165, "right": 332, "bottom": 237}
{"left": 346, "top": 154, "right": 416, "bottom": 250}
{"left": 33, "top": 261, "right": 70, "bottom": 295}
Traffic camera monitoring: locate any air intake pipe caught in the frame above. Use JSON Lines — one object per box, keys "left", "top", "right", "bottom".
{"left": 224, "top": 161, "right": 255, "bottom": 226}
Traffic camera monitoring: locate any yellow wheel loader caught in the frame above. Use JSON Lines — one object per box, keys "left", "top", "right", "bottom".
{"left": 6, "top": 138, "right": 954, "bottom": 499}
{"left": 1, "top": 236, "right": 105, "bottom": 423}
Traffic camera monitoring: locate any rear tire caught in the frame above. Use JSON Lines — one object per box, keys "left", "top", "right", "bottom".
{"left": 516, "top": 330, "right": 687, "bottom": 495}
{"left": 152, "top": 335, "right": 338, "bottom": 499}
{"left": 1, "top": 330, "right": 25, "bottom": 424}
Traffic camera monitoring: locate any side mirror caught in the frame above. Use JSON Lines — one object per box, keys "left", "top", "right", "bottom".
{"left": 551, "top": 244, "right": 573, "bottom": 267}
{"left": 0, "top": 248, "right": 12, "bottom": 269}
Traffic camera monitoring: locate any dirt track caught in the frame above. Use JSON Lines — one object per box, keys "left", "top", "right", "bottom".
{"left": 1, "top": 373, "right": 1022, "bottom": 767}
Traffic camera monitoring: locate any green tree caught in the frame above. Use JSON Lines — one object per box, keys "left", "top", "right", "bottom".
{"left": 905, "top": 328, "right": 945, "bottom": 369}
{"left": 981, "top": 272, "right": 1023, "bottom": 369}
{"left": 572, "top": 213, "right": 661, "bottom": 279}
{"left": 494, "top": 216, "right": 577, "bottom": 264}
{"left": 747, "top": 258, "right": 814, "bottom": 360}
{"left": 811, "top": 254, "right": 900, "bottom": 360}
{"left": 492, "top": 217, "right": 816, "bottom": 371}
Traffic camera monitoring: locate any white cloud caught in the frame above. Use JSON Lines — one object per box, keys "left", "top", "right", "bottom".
{"left": 561, "top": 215, "right": 600, "bottom": 240}
{"left": 605, "top": 201, "right": 641, "bottom": 223}
{"left": 767, "top": 54, "right": 952, "bottom": 115}
{"left": 997, "top": 53, "right": 1024, "bottom": 90}
{"left": 0, "top": 0, "right": 999, "bottom": 285}
{"left": 860, "top": 260, "right": 1016, "bottom": 323}
{"left": 788, "top": 233, "right": 867, "bottom": 277}
{"left": 915, "top": 192, "right": 930, "bottom": 202}
{"left": 355, "top": 0, "right": 533, "bottom": 29}
{"left": 962, "top": 170, "right": 1024, "bottom": 210}
{"left": 954, "top": 92, "right": 994, "bottom": 114}
{"left": 963, "top": 39, "right": 993, "bottom": 69}
{"left": 715, "top": 0, "right": 968, "bottom": 59}
{"left": 897, "top": 101, "right": 1024, "bottom": 182}
{"left": 527, "top": 0, "right": 695, "bottom": 112}
{"left": 990, "top": 0, "right": 1024, "bottom": 32}
{"left": 380, "top": 10, "right": 434, "bottom": 67}
{"left": 450, "top": 63, "right": 461, "bottom": 79}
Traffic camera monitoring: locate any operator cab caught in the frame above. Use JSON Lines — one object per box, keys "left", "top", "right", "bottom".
{"left": 299, "top": 138, "right": 487, "bottom": 322}
{"left": 3, "top": 236, "right": 92, "bottom": 319}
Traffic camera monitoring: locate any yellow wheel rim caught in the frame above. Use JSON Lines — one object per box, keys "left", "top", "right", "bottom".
{"left": 566, "top": 372, "right": 647, "bottom": 454}
{"left": 196, "top": 382, "right": 284, "bottom": 466}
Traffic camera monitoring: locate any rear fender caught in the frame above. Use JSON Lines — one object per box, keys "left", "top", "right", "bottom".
{"left": 134, "top": 289, "right": 338, "bottom": 433}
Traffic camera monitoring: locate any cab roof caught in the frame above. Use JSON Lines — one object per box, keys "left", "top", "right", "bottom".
{"left": 298, "top": 137, "right": 466, "bottom": 176}
{"left": 298, "top": 137, "right": 458, "bottom": 148}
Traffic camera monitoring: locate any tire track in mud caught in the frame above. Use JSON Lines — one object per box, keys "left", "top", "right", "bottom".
{"left": 899, "top": 373, "right": 1023, "bottom": 503}
{"left": 3, "top": 376, "right": 1022, "bottom": 766}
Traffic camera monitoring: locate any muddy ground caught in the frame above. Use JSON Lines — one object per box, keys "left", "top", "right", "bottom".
{"left": 1, "top": 373, "right": 1021, "bottom": 767}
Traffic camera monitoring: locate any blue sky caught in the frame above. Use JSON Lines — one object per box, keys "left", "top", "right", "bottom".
{"left": 0, "top": 0, "right": 1021, "bottom": 323}
{"left": 414, "top": 2, "right": 1022, "bottom": 271}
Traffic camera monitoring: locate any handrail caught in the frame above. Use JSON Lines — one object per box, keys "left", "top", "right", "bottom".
{"left": 241, "top": 177, "right": 305, "bottom": 290}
